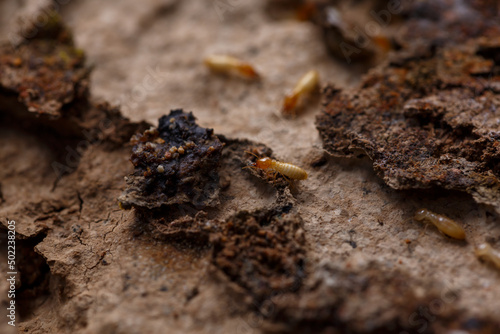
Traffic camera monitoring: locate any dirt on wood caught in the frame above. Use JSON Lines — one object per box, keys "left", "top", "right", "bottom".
{"left": 0, "top": 1, "right": 500, "bottom": 334}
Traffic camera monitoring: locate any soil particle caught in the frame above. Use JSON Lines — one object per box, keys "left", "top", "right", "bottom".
{"left": 210, "top": 208, "right": 307, "bottom": 305}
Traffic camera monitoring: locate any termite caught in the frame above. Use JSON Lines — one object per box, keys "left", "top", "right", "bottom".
{"left": 204, "top": 55, "right": 259, "bottom": 79}
{"left": 243, "top": 151, "right": 308, "bottom": 181}
{"left": 295, "top": 2, "right": 318, "bottom": 21}
{"left": 475, "top": 243, "right": 500, "bottom": 269}
{"left": 413, "top": 209, "right": 466, "bottom": 240}
{"left": 372, "top": 35, "right": 393, "bottom": 54}
{"left": 282, "top": 69, "right": 319, "bottom": 116}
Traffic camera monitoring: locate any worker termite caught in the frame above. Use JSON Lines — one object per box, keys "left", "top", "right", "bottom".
{"left": 372, "top": 35, "right": 393, "bottom": 54}
{"left": 475, "top": 243, "right": 500, "bottom": 270}
{"left": 243, "top": 151, "right": 308, "bottom": 182}
{"left": 204, "top": 55, "right": 260, "bottom": 79}
{"left": 282, "top": 69, "right": 319, "bottom": 116}
{"left": 413, "top": 209, "right": 466, "bottom": 240}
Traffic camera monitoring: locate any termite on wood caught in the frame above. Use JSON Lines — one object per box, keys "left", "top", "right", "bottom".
{"left": 282, "top": 69, "right": 319, "bottom": 116}
{"left": 244, "top": 151, "right": 308, "bottom": 181}
{"left": 204, "top": 55, "right": 260, "bottom": 79}
{"left": 475, "top": 243, "right": 500, "bottom": 270}
{"left": 413, "top": 209, "right": 466, "bottom": 240}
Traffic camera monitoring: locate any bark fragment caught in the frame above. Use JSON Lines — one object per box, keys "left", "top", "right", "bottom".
{"left": 119, "top": 109, "right": 224, "bottom": 211}
{"left": 0, "top": 12, "right": 88, "bottom": 118}
{"left": 317, "top": 38, "right": 500, "bottom": 212}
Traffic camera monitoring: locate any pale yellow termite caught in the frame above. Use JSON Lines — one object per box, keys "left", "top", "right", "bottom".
{"left": 475, "top": 243, "right": 500, "bottom": 269}
{"left": 282, "top": 69, "right": 319, "bottom": 116}
{"left": 204, "top": 55, "right": 259, "bottom": 79}
{"left": 414, "top": 208, "right": 466, "bottom": 240}
{"left": 244, "top": 151, "right": 308, "bottom": 181}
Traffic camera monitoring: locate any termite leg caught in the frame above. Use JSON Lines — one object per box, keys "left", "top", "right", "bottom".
{"left": 417, "top": 223, "right": 429, "bottom": 239}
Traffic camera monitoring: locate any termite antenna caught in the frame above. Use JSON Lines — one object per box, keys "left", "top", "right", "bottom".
{"left": 244, "top": 150, "right": 259, "bottom": 158}
{"left": 242, "top": 165, "right": 259, "bottom": 174}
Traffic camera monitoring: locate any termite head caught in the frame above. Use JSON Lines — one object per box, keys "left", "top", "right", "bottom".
{"left": 238, "top": 64, "right": 260, "bottom": 79}
{"left": 243, "top": 151, "right": 272, "bottom": 170}
{"left": 255, "top": 157, "right": 272, "bottom": 169}
{"left": 282, "top": 93, "right": 299, "bottom": 115}
{"left": 475, "top": 243, "right": 492, "bottom": 257}
{"left": 414, "top": 208, "right": 427, "bottom": 221}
